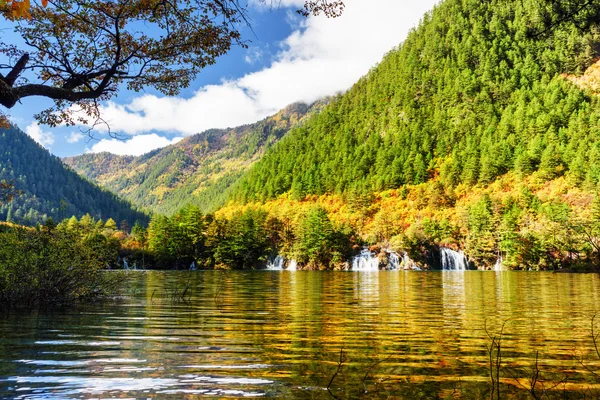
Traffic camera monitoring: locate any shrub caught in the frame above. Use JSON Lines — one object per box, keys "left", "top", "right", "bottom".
{"left": 0, "top": 227, "right": 123, "bottom": 308}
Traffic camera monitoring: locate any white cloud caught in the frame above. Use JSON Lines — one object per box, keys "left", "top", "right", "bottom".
{"left": 86, "top": 134, "right": 183, "bottom": 156}
{"left": 25, "top": 122, "right": 54, "bottom": 148}
{"left": 92, "top": 0, "right": 438, "bottom": 137}
{"left": 245, "top": 46, "right": 264, "bottom": 64}
{"left": 66, "top": 132, "right": 85, "bottom": 144}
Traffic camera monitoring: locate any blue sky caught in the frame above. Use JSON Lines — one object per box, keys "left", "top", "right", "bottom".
{"left": 4, "top": 0, "right": 438, "bottom": 158}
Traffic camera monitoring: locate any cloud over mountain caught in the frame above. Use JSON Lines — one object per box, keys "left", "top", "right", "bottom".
{"left": 93, "top": 0, "right": 437, "bottom": 143}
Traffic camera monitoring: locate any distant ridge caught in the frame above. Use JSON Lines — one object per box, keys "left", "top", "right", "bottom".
{"left": 64, "top": 101, "right": 327, "bottom": 215}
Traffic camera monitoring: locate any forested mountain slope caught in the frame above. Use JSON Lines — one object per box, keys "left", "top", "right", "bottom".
{"left": 64, "top": 101, "right": 325, "bottom": 215}
{"left": 229, "top": 0, "right": 600, "bottom": 202}
{"left": 0, "top": 126, "right": 148, "bottom": 226}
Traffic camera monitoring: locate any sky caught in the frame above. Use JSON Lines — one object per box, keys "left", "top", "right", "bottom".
{"left": 5, "top": 0, "right": 439, "bottom": 158}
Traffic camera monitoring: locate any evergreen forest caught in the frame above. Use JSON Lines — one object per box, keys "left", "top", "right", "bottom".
{"left": 0, "top": 126, "right": 148, "bottom": 226}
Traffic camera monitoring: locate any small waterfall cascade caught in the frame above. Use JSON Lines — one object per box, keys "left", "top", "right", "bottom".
{"left": 352, "top": 249, "right": 380, "bottom": 271}
{"left": 266, "top": 255, "right": 285, "bottom": 270}
{"left": 440, "top": 248, "right": 467, "bottom": 271}
{"left": 264, "top": 256, "right": 297, "bottom": 270}
{"left": 494, "top": 255, "right": 503, "bottom": 271}
{"left": 123, "top": 257, "right": 129, "bottom": 270}
{"left": 351, "top": 248, "right": 419, "bottom": 271}
{"left": 402, "top": 253, "right": 421, "bottom": 270}
{"left": 287, "top": 259, "right": 297, "bottom": 271}
{"left": 190, "top": 261, "right": 197, "bottom": 271}
{"left": 388, "top": 252, "right": 400, "bottom": 270}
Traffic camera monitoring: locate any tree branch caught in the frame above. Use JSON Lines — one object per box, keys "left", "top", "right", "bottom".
{"left": 0, "top": 82, "right": 105, "bottom": 108}
{"left": 4, "top": 53, "right": 30, "bottom": 87}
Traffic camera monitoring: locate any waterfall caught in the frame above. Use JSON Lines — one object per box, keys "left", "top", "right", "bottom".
{"left": 402, "top": 253, "right": 421, "bottom": 270}
{"left": 264, "top": 256, "right": 297, "bottom": 270}
{"left": 287, "top": 259, "right": 297, "bottom": 271}
{"left": 351, "top": 248, "right": 419, "bottom": 271}
{"left": 266, "top": 255, "right": 285, "bottom": 270}
{"left": 494, "top": 255, "right": 503, "bottom": 271}
{"left": 388, "top": 252, "right": 400, "bottom": 270}
{"left": 123, "top": 258, "right": 129, "bottom": 270}
{"left": 440, "top": 248, "right": 467, "bottom": 271}
{"left": 352, "top": 249, "right": 380, "bottom": 271}
{"left": 190, "top": 261, "right": 197, "bottom": 271}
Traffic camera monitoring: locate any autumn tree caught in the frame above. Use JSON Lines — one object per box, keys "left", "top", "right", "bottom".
{"left": 0, "top": 0, "right": 343, "bottom": 130}
{"left": 0, "top": 180, "right": 17, "bottom": 204}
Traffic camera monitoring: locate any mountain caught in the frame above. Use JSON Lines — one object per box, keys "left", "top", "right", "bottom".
{"left": 228, "top": 0, "right": 600, "bottom": 202}
{"left": 64, "top": 101, "right": 326, "bottom": 215}
{"left": 0, "top": 126, "right": 148, "bottom": 226}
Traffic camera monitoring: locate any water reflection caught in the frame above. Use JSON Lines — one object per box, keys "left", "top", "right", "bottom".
{"left": 0, "top": 271, "right": 600, "bottom": 398}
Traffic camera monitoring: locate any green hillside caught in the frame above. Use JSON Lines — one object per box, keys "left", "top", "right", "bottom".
{"left": 0, "top": 126, "right": 148, "bottom": 226}
{"left": 64, "top": 101, "right": 325, "bottom": 215}
{"left": 229, "top": 0, "right": 600, "bottom": 202}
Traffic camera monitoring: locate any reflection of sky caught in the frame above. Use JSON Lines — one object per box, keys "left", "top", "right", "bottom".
{"left": 5, "top": 375, "right": 270, "bottom": 397}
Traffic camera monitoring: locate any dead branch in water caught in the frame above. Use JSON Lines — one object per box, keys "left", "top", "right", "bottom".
{"left": 361, "top": 354, "right": 393, "bottom": 395}
{"left": 485, "top": 319, "right": 509, "bottom": 400}
{"left": 327, "top": 348, "right": 345, "bottom": 399}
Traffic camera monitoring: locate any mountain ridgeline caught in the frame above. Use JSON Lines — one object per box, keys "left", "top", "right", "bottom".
{"left": 229, "top": 0, "right": 600, "bottom": 202}
{"left": 0, "top": 126, "right": 148, "bottom": 226}
{"left": 64, "top": 101, "right": 326, "bottom": 215}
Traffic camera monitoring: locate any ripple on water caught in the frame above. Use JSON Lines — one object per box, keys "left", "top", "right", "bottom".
{"left": 1, "top": 271, "right": 600, "bottom": 399}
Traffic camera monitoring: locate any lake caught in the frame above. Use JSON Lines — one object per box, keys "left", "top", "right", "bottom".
{"left": 1, "top": 271, "right": 600, "bottom": 399}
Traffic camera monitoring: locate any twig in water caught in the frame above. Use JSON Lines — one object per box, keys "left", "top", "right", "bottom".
{"left": 592, "top": 313, "right": 600, "bottom": 360}
{"left": 573, "top": 314, "right": 600, "bottom": 380}
{"left": 362, "top": 354, "right": 393, "bottom": 394}
{"left": 485, "top": 319, "right": 509, "bottom": 400}
{"left": 509, "top": 350, "right": 566, "bottom": 400}
{"left": 214, "top": 279, "right": 225, "bottom": 305}
{"left": 327, "top": 348, "right": 345, "bottom": 399}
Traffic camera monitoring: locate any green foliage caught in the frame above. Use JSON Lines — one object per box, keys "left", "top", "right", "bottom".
{"left": 465, "top": 195, "right": 496, "bottom": 266}
{"left": 293, "top": 206, "right": 354, "bottom": 270}
{"left": 0, "top": 126, "right": 148, "bottom": 226}
{"left": 141, "top": 204, "right": 355, "bottom": 270}
{"left": 0, "top": 227, "right": 123, "bottom": 308}
{"left": 206, "top": 209, "right": 274, "bottom": 270}
{"left": 147, "top": 205, "right": 209, "bottom": 268}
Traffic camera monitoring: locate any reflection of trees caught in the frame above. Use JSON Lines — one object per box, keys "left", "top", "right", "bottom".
{"left": 5, "top": 271, "right": 600, "bottom": 398}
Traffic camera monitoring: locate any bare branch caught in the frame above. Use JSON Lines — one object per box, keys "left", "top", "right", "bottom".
{"left": 327, "top": 347, "right": 344, "bottom": 399}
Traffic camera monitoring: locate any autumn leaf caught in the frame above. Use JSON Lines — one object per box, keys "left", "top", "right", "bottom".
{"left": 2, "top": 0, "right": 45, "bottom": 21}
